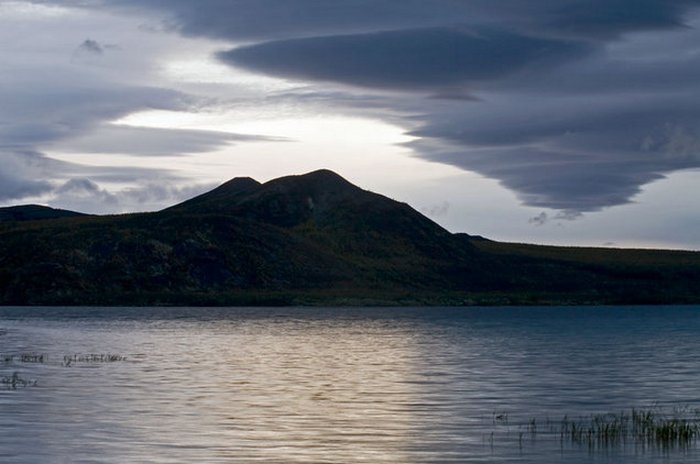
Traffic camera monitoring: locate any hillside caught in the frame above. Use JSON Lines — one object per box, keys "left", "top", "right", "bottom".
{"left": 0, "top": 170, "right": 698, "bottom": 306}
{"left": 0, "top": 205, "right": 87, "bottom": 222}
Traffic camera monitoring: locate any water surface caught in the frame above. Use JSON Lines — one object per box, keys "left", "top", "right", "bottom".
{"left": 1, "top": 306, "right": 699, "bottom": 463}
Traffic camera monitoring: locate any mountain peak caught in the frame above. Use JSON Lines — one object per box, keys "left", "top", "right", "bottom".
{"left": 168, "top": 169, "right": 457, "bottom": 251}
{"left": 219, "top": 176, "right": 261, "bottom": 192}
{"left": 297, "top": 168, "right": 349, "bottom": 183}
{"left": 165, "top": 175, "right": 261, "bottom": 213}
{"left": 263, "top": 169, "right": 357, "bottom": 194}
{"left": 169, "top": 169, "right": 361, "bottom": 217}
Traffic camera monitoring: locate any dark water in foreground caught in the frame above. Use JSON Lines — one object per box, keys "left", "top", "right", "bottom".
{"left": 1, "top": 305, "right": 700, "bottom": 463}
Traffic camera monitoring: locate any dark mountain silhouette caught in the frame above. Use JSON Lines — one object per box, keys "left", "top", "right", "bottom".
{"left": 171, "top": 169, "right": 472, "bottom": 261}
{"left": 1, "top": 170, "right": 698, "bottom": 306}
{"left": 0, "top": 205, "right": 87, "bottom": 222}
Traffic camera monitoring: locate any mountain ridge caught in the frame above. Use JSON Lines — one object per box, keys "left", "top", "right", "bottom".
{"left": 1, "top": 170, "right": 698, "bottom": 306}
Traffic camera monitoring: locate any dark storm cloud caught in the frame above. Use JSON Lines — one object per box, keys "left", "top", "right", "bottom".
{"left": 410, "top": 96, "right": 700, "bottom": 151}
{"left": 220, "top": 28, "right": 590, "bottom": 91}
{"left": 544, "top": 0, "right": 700, "bottom": 38}
{"left": 29, "top": 0, "right": 700, "bottom": 212}
{"left": 504, "top": 58, "right": 700, "bottom": 97}
{"left": 50, "top": 0, "right": 487, "bottom": 41}
{"left": 412, "top": 141, "right": 675, "bottom": 212}
{"left": 51, "top": 0, "right": 700, "bottom": 41}
{"left": 406, "top": 90, "right": 700, "bottom": 211}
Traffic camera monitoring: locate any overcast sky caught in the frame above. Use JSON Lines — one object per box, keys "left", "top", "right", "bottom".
{"left": 2, "top": 0, "right": 700, "bottom": 249}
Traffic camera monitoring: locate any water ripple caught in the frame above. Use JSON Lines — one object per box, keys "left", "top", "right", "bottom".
{"left": 1, "top": 306, "right": 700, "bottom": 463}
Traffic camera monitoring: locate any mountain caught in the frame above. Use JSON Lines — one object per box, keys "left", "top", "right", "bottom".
{"left": 170, "top": 169, "right": 472, "bottom": 262}
{"left": 0, "top": 169, "right": 699, "bottom": 306}
{"left": 0, "top": 205, "right": 87, "bottom": 222}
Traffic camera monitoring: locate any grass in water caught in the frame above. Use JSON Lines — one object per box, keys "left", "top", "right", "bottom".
{"left": 492, "top": 407, "right": 700, "bottom": 451}
{"left": 1, "top": 372, "right": 37, "bottom": 390}
{"left": 558, "top": 408, "right": 700, "bottom": 448}
{"left": 63, "top": 353, "right": 127, "bottom": 366}
{"left": 2, "top": 353, "right": 48, "bottom": 364}
{"left": 2, "top": 352, "right": 127, "bottom": 366}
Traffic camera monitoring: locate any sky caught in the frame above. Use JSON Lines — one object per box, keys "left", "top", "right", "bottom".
{"left": 2, "top": 0, "right": 700, "bottom": 249}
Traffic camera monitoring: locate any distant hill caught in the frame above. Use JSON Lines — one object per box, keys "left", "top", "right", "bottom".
{"left": 0, "top": 170, "right": 698, "bottom": 306}
{"left": 0, "top": 205, "right": 86, "bottom": 222}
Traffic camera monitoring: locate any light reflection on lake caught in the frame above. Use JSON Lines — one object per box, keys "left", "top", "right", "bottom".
{"left": 1, "top": 306, "right": 700, "bottom": 463}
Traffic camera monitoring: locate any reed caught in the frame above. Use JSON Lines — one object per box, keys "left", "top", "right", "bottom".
{"left": 62, "top": 353, "right": 127, "bottom": 366}
{"left": 525, "top": 408, "right": 700, "bottom": 449}
{"left": 1, "top": 372, "right": 37, "bottom": 390}
{"left": 1, "top": 353, "right": 48, "bottom": 364}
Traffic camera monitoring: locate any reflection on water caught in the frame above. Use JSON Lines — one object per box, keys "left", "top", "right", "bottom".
{"left": 1, "top": 306, "right": 700, "bottom": 463}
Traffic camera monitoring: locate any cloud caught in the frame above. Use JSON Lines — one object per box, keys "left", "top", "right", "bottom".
{"left": 0, "top": 153, "right": 54, "bottom": 201}
{"left": 420, "top": 201, "right": 450, "bottom": 218}
{"left": 72, "top": 38, "right": 121, "bottom": 62}
{"left": 50, "top": 124, "right": 286, "bottom": 156}
{"left": 0, "top": 5, "right": 203, "bottom": 155}
{"left": 55, "top": 178, "right": 118, "bottom": 205}
{"left": 529, "top": 212, "right": 549, "bottom": 226}
{"left": 0, "top": 175, "right": 52, "bottom": 202}
{"left": 414, "top": 142, "right": 671, "bottom": 212}
{"left": 77, "top": 38, "right": 103, "bottom": 54}
{"left": 49, "top": 177, "right": 217, "bottom": 214}
{"left": 48, "top": 0, "right": 700, "bottom": 41}
{"left": 529, "top": 210, "right": 582, "bottom": 226}
{"left": 74, "top": 0, "right": 700, "bottom": 213}
{"left": 0, "top": 150, "right": 60, "bottom": 202}
{"left": 407, "top": 91, "right": 700, "bottom": 211}
{"left": 117, "top": 182, "right": 216, "bottom": 206}
{"left": 544, "top": 0, "right": 700, "bottom": 39}
{"left": 554, "top": 210, "right": 583, "bottom": 221}
{"left": 46, "top": 0, "right": 491, "bottom": 41}
{"left": 0, "top": 149, "right": 195, "bottom": 211}
{"left": 220, "top": 27, "right": 590, "bottom": 91}
{"left": 20, "top": 0, "right": 700, "bottom": 215}
{"left": 0, "top": 2, "right": 275, "bottom": 212}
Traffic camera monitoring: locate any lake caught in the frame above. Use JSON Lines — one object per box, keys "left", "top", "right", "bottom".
{"left": 1, "top": 305, "right": 700, "bottom": 463}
